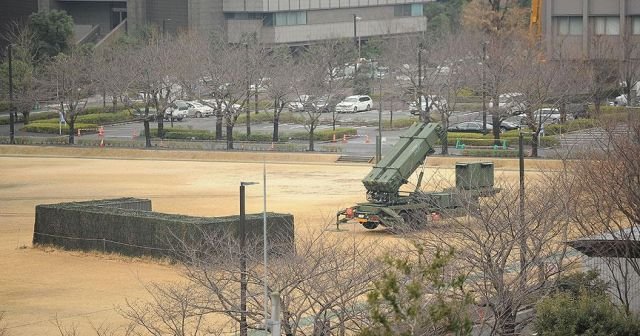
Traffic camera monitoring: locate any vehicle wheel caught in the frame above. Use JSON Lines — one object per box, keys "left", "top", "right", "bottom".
{"left": 366, "top": 104, "right": 371, "bottom": 111}
{"left": 177, "top": 117, "right": 183, "bottom": 122}
{"left": 353, "top": 106, "right": 358, "bottom": 113}
{"left": 362, "top": 221, "right": 378, "bottom": 230}
{"left": 500, "top": 127, "right": 507, "bottom": 133}
{"left": 195, "top": 111, "right": 202, "bottom": 118}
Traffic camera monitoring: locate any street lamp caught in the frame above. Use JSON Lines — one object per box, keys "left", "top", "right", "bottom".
{"left": 239, "top": 181, "right": 258, "bottom": 336}
{"left": 481, "top": 41, "right": 488, "bottom": 135}
{"left": 353, "top": 15, "right": 362, "bottom": 70}
{"left": 162, "top": 18, "right": 172, "bottom": 36}
{"left": 7, "top": 44, "right": 15, "bottom": 144}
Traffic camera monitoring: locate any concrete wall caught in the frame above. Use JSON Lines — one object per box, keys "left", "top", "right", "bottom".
{"left": 307, "top": 5, "right": 394, "bottom": 24}
{"left": 585, "top": 256, "right": 640, "bottom": 313}
{"left": 127, "top": 0, "right": 147, "bottom": 32}
{"left": 146, "top": 0, "right": 188, "bottom": 34}
{"left": 227, "top": 15, "right": 425, "bottom": 43}
{"left": 189, "top": 0, "right": 226, "bottom": 38}
{"left": 544, "top": 0, "right": 640, "bottom": 59}
{"left": 223, "top": 0, "right": 434, "bottom": 12}
{"left": 57, "top": 2, "right": 114, "bottom": 36}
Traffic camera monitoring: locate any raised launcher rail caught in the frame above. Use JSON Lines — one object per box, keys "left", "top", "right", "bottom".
{"left": 362, "top": 122, "right": 441, "bottom": 205}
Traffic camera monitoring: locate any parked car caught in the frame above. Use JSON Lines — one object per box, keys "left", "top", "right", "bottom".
{"left": 409, "top": 95, "right": 448, "bottom": 114}
{"left": 185, "top": 101, "right": 214, "bottom": 118}
{"left": 489, "top": 92, "right": 527, "bottom": 115}
{"left": 164, "top": 101, "right": 189, "bottom": 121}
{"left": 448, "top": 121, "right": 493, "bottom": 133}
{"left": 335, "top": 95, "right": 373, "bottom": 113}
{"left": 287, "top": 95, "right": 311, "bottom": 112}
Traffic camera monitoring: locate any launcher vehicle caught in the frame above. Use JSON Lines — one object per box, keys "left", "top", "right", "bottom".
{"left": 337, "top": 122, "right": 498, "bottom": 230}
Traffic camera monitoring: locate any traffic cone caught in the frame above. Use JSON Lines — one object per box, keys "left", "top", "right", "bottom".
{"left": 77, "top": 129, "right": 81, "bottom": 137}
{"left": 332, "top": 134, "right": 336, "bottom": 142}
{"left": 98, "top": 126, "right": 104, "bottom": 137}
{"left": 270, "top": 142, "right": 275, "bottom": 150}
{"left": 342, "top": 134, "right": 348, "bottom": 143}
{"left": 365, "top": 135, "right": 370, "bottom": 144}
{"left": 99, "top": 138, "right": 105, "bottom": 148}
{"left": 131, "top": 129, "right": 138, "bottom": 139}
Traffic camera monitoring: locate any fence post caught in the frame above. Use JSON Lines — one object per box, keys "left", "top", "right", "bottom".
{"left": 103, "top": 238, "right": 106, "bottom": 252}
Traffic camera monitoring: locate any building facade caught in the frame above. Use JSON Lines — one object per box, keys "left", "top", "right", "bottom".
{"left": 542, "top": 0, "right": 640, "bottom": 59}
{"left": 127, "top": 0, "right": 432, "bottom": 45}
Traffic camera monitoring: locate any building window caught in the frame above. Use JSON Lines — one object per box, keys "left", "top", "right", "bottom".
{"left": 394, "top": 4, "right": 423, "bottom": 17}
{"left": 593, "top": 16, "right": 620, "bottom": 35}
{"left": 632, "top": 16, "right": 640, "bottom": 35}
{"left": 272, "top": 11, "right": 307, "bottom": 26}
{"left": 557, "top": 16, "right": 582, "bottom": 35}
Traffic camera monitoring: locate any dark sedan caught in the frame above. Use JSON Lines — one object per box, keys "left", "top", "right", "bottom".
{"left": 448, "top": 121, "right": 493, "bottom": 133}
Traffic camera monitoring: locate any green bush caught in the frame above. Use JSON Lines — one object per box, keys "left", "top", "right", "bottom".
{"left": 545, "top": 119, "right": 598, "bottom": 135}
{"left": 456, "top": 88, "right": 477, "bottom": 97}
{"left": 446, "top": 132, "right": 489, "bottom": 139}
{"left": 446, "top": 138, "right": 509, "bottom": 146}
{"left": 149, "top": 128, "right": 216, "bottom": 140}
{"left": 21, "top": 122, "right": 98, "bottom": 134}
{"left": 462, "top": 149, "right": 524, "bottom": 157}
{"left": 76, "top": 111, "right": 136, "bottom": 124}
{"left": 503, "top": 135, "right": 558, "bottom": 147}
{"left": 235, "top": 111, "right": 306, "bottom": 124}
{"left": 288, "top": 127, "right": 357, "bottom": 141}
{"left": 383, "top": 118, "right": 417, "bottom": 129}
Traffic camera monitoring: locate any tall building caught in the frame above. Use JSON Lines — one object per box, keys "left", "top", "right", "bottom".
{"left": 542, "top": 0, "right": 640, "bottom": 59}
{"left": 128, "top": 0, "right": 432, "bottom": 45}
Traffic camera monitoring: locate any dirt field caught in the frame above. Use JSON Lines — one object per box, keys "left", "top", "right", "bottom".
{"left": 0, "top": 146, "right": 558, "bottom": 335}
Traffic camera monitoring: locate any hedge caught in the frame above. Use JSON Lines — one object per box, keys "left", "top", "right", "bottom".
{"left": 462, "top": 149, "right": 526, "bottom": 158}
{"left": 287, "top": 127, "right": 357, "bottom": 141}
{"left": 544, "top": 119, "right": 598, "bottom": 135}
{"left": 0, "top": 111, "right": 59, "bottom": 125}
{"left": 383, "top": 118, "right": 416, "bottom": 129}
{"left": 21, "top": 122, "right": 99, "bottom": 134}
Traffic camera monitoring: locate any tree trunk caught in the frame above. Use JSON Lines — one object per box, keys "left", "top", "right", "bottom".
{"left": 273, "top": 98, "right": 280, "bottom": 142}
{"left": 112, "top": 96, "right": 118, "bottom": 112}
{"left": 559, "top": 100, "right": 567, "bottom": 124}
{"left": 531, "top": 131, "right": 539, "bottom": 157}
{"left": 226, "top": 125, "right": 234, "bottom": 150}
{"left": 441, "top": 119, "right": 449, "bottom": 155}
{"left": 215, "top": 109, "right": 223, "bottom": 140}
{"left": 144, "top": 119, "right": 151, "bottom": 148}
{"left": 157, "top": 118, "right": 164, "bottom": 139}
{"left": 308, "top": 126, "right": 315, "bottom": 151}
{"left": 254, "top": 92, "right": 258, "bottom": 114}
{"left": 492, "top": 113, "right": 501, "bottom": 143}
{"left": 246, "top": 107, "right": 251, "bottom": 138}
{"left": 22, "top": 111, "right": 30, "bottom": 125}
{"left": 68, "top": 121, "right": 75, "bottom": 145}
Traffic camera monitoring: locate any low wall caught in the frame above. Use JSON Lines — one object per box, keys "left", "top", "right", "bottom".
{"left": 33, "top": 198, "right": 294, "bottom": 258}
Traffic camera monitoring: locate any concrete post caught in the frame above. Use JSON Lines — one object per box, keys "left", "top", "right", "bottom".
{"left": 270, "top": 291, "right": 281, "bottom": 336}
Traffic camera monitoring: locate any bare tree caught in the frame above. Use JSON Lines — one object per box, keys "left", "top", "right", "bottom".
{"left": 0, "top": 21, "right": 40, "bottom": 125}
{"left": 201, "top": 37, "right": 250, "bottom": 149}
{"left": 422, "top": 176, "right": 576, "bottom": 335}
{"left": 570, "top": 118, "right": 640, "bottom": 314}
{"left": 297, "top": 40, "right": 353, "bottom": 151}
{"left": 587, "top": 36, "right": 620, "bottom": 116}
{"left": 263, "top": 45, "right": 294, "bottom": 143}
{"left": 121, "top": 228, "right": 382, "bottom": 336}
{"left": 40, "top": 47, "right": 95, "bottom": 144}
{"left": 619, "top": 29, "right": 640, "bottom": 107}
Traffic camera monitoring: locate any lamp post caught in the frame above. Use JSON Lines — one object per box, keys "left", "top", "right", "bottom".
{"left": 8, "top": 44, "right": 15, "bottom": 144}
{"left": 482, "top": 41, "right": 488, "bottom": 135}
{"left": 239, "top": 181, "right": 258, "bottom": 336}
{"left": 162, "top": 18, "right": 171, "bottom": 36}
{"left": 353, "top": 15, "right": 362, "bottom": 71}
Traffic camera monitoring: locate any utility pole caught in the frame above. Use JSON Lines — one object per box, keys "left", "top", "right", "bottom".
{"left": 377, "top": 63, "right": 383, "bottom": 163}
{"left": 518, "top": 132, "right": 526, "bottom": 286}
{"left": 482, "top": 41, "right": 488, "bottom": 135}
{"left": 8, "top": 44, "right": 15, "bottom": 144}
{"left": 245, "top": 43, "right": 251, "bottom": 138}
{"left": 417, "top": 47, "right": 427, "bottom": 123}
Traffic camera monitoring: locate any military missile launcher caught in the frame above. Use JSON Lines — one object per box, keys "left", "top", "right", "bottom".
{"left": 337, "top": 122, "right": 498, "bottom": 230}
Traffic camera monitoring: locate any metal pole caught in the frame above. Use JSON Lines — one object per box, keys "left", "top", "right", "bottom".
{"left": 482, "top": 42, "right": 487, "bottom": 135}
{"left": 263, "top": 161, "right": 269, "bottom": 331}
{"left": 8, "top": 44, "right": 15, "bottom": 144}
{"left": 245, "top": 44, "right": 251, "bottom": 137}
{"left": 270, "top": 292, "right": 281, "bottom": 336}
{"left": 239, "top": 183, "right": 247, "bottom": 336}
{"left": 518, "top": 132, "right": 526, "bottom": 275}
{"left": 378, "top": 66, "right": 382, "bottom": 163}
{"left": 417, "top": 47, "right": 425, "bottom": 122}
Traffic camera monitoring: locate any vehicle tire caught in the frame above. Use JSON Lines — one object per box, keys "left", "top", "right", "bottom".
{"left": 362, "top": 221, "right": 378, "bottom": 230}
{"left": 366, "top": 104, "right": 371, "bottom": 111}
{"left": 195, "top": 111, "right": 202, "bottom": 118}
{"left": 500, "top": 127, "right": 507, "bottom": 133}
{"left": 353, "top": 106, "right": 358, "bottom": 113}
{"left": 177, "top": 117, "right": 183, "bottom": 122}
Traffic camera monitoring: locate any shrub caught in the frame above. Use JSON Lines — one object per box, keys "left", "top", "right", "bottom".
{"left": 288, "top": 128, "right": 357, "bottom": 141}
{"left": 383, "top": 118, "right": 416, "bottom": 129}
{"left": 76, "top": 111, "right": 136, "bottom": 124}
{"left": 545, "top": 119, "right": 598, "bottom": 135}
{"left": 149, "top": 128, "right": 216, "bottom": 140}
{"left": 21, "top": 122, "right": 98, "bottom": 134}
{"left": 462, "top": 149, "right": 524, "bottom": 157}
